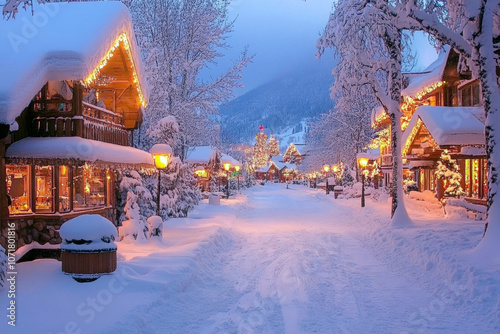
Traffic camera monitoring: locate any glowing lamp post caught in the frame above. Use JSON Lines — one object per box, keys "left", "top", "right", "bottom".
{"left": 151, "top": 144, "right": 172, "bottom": 216}
{"left": 357, "top": 154, "right": 369, "bottom": 208}
{"left": 323, "top": 164, "right": 330, "bottom": 195}
{"left": 235, "top": 164, "right": 241, "bottom": 192}
{"left": 223, "top": 162, "right": 231, "bottom": 198}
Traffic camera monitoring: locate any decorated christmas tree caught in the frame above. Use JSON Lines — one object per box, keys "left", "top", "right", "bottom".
{"left": 435, "top": 150, "right": 464, "bottom": 198}
{"left": 253, "top": 125, "right": 268, "bottom": 167}
{"left": 267, "top": 133, "right": 281, "bottom": 158}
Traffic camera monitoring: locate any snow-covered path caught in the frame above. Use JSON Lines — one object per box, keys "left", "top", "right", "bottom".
{"left": 102, "top": 184, "right": 479, "bottom": 334}
{"left": 4, "top": 183, "right": 498, "bottom": 334}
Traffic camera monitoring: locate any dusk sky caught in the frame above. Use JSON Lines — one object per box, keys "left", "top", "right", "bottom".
{"left": 208, "top": 0, "right": 440, "bottom": 96}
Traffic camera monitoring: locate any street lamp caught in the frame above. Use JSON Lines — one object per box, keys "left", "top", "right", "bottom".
{"left": 357, "top": 154, "right": 369, "bottom": 208}
{"left": 234, "top": 164, "right": 241, "bottom": 193}
{"left": 223, "top": 162, "right": 231, "bottom": 198}
{"left": 151, "top": 144, "right": 172, "bottom": 216}
{"left": 323, "top": 164, "right": 330, "bottom": 195}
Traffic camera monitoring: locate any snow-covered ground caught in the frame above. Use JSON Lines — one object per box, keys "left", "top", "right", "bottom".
{"left": 2, "top": 183, "right": 499, "bottom": 333}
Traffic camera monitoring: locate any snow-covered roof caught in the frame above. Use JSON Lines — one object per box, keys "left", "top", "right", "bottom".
{"left": 186, "top": 146, "right": 218, "bottom": 164}
{"left": 221, "top": 153, "right": 240, "bottom": 166}
{"left": 371, "top": 106, "right": 387, "bottom": 125}
{"left": 403, "top": 106, "right": 485, "bottom": 147}
{"left": 6, "top": 137, "right": 154, "bottom": 166}
{"left": 0, "top": 1, "right": 148, "bottom": 126}
{"left": 402, "top": 46, "right": 449, "bottom": 98}
{"left": 271, "top": 157, "right": 287, "bottom": 170}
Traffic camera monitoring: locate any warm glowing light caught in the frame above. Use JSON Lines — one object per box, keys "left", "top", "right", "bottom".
{"left": 151, "top": 144, "right": 172, "bottom": 169}
{"left": 358, "top": 157, "right": 369, "bottom": 168}
{"left": 403, "top": 118, "right": 423, "bottom": 158}
{"left": 223, "top": 163, "right": 231, "bottom": 171}
{"left": 323, "top": 165, "right": 330, "bottom": 173}
{"left": 84, "top": 33, "right": 147, "bottom": 108}
{"left": 332, "top": 165, "right": 339, "bottom": 173}
{"left": 235, "top": 165, "right": 241, "bottom": 172}
{"left": 153, "top": 155, "right": 168, "bottom": 169}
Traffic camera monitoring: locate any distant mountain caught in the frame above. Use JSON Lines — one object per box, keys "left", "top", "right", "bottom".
{"left": 220, "top": 58, "right": 336, "bottom": 145}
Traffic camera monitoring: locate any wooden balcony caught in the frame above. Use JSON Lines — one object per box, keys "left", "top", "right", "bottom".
{"left": 31, "top": 103, "right": 130, "bottom": 146}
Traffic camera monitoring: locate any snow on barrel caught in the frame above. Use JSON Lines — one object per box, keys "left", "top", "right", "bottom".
{"left": 60, "top": 214, "right": 118, "bottom": 282}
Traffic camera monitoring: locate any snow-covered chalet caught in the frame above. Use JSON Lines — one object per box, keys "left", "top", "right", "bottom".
{"left": 0, "top": 2, "right": 153, "bottom": 252}
{"left": 371, "top": 46, "right": 489, "bottom": 205}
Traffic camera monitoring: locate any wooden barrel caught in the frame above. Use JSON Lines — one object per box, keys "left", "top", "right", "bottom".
{"left": 61, "top": 250, "right": 117, "bottom": 275}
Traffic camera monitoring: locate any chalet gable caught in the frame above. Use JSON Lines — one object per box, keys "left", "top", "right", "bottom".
{"left": 402, "top": 106, "right": 485, "bottom": 160}
{"left": 0, "top": 1, "right": 148, "bottom": 129}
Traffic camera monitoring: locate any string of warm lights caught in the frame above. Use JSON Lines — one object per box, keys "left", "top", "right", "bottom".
{"left": 402, "top": 118, "right": 423, "bottom": 158}
{"left": 84, "top": 33, "right": 147, "bottom": 108}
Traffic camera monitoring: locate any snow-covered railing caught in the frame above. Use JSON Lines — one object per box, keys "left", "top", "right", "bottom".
{"left": 82, "top": 102, "right": 123, "bottom": 125}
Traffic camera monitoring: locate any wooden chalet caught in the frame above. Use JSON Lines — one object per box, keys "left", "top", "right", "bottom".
{"left": 0, "top": 2, "right": 153, "bottom": 252}
{"left": 185, "top": 146, "right": 221, "bottom": 192}
{"left": 371, "top": 45, "right": 489, "bottom": 204}
{"left": 282, "top": 143, "right": 306, "bottom": 165}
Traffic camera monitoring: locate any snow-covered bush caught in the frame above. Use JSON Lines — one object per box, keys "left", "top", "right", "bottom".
{"left": 147, "top": 216, "right": 163, "bottom": 239}
{"left": 0, "top": 246, "right": 6, "bottom": 289}
{"left": 119, "top": 219, "right": 147, "bottom": 242}
{"left": 116, "top": 170, "right": 153, "bottom": 241}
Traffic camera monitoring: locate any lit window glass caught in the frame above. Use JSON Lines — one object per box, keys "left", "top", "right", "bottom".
{"left": 59, "top": 166, "right": 70, "bottom": 212}
{"left": 6, "top": 165, "right": 30, "bottom": 214}
{"left": 465, "top": 159, "right": 471, "bottom": 196}
{"left": 472, "top": 159, "right": 479, "bottom": 198}
{"left": 73, "top": 165, "right": 106, "bottom": 210}
{"left": 35, "top": 166, "right": 54, "bottom": 213}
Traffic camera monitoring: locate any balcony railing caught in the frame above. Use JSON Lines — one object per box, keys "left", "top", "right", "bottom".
{"left": 31, "top": 103, "right": 129, "bottom": 146}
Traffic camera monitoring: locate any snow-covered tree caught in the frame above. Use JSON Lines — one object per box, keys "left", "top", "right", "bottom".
{"left": 117, "top": 170, "right": 154, "bottom": 241}
{"left": 253, "top": 126, "right": 268, "bottom": 168}
{"left": 401, "top": 0, "right": 500, "bottom": 258}
{"left": 318, "top": 0, "right": 413, "bottom": 226}
{"left": 159, "top": 157, "right": 201, "bottom": 218}
{"left": 267, "top": 133, "right": 280, "bottom": 158}
{"left": 147, "top": 115, "right": 182, "bottom": 157}
{"left": 130, "top": 0, "right": 251, "bottom": 158}
{"left": 435, "top": 150, "right": 464, "bottom": 198}
{"left": 306, "top": 85, "right": 375, "bottom": 172}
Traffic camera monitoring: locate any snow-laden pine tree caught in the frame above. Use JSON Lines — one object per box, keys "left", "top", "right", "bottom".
{"left": 129, "top": 0, "right": 251, "bottom": 159}
{"left": 159, "top": 157, "right": 201, "bottom": 218}
{"left": 117, "top": 170, "right": 154, "bottom": 241}
{"left": 435, "top": 150, "right": 464, "bottom": 198}
{"left": 401, "top": 0, "right": 500, "bottom": 259}
{"left": 318, "top": 0, "right": 413, "bottom": 226}
{"left": 267, "top": 133, "right": 281, "bottom": 158}
{"left": 253, "top": 127, "right": 268, "bottom": 168}
{"left": 146, "top": 115, "right": 201, "bottom": 218}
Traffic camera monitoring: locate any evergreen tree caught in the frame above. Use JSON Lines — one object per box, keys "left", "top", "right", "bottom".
{"left": 435, "top": 150, "right": 465, "bottom": 198}
{"left": 253, "top": 125, "right": 268, "bottom": 167}
{"left": 160, "top": 157, "right": 201, "bottom": 218}
{"left": 267, "top": 133, "right": 281, "bottom": 158}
